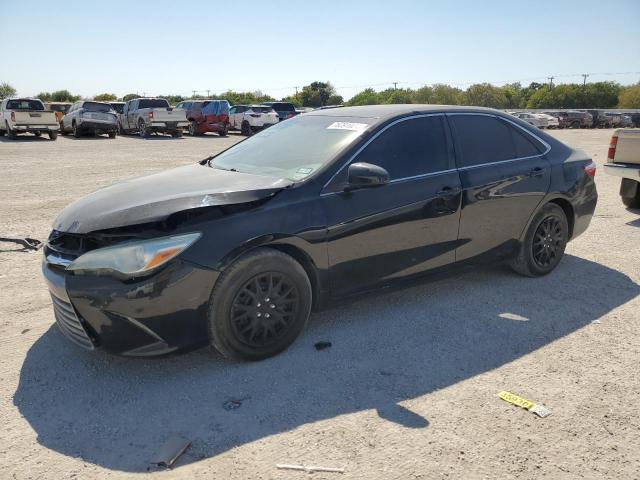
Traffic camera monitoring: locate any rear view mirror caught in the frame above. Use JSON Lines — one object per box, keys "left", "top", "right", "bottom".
{"left": 346, "top": 162, "right": 390, "bottom": 191}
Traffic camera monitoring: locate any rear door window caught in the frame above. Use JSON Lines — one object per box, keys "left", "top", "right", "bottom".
{"left": 354, "top": 115, "right": 449, "bottom": 179}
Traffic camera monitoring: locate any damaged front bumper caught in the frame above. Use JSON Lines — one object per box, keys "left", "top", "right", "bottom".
{"left": 42, "top": 253, "right": 219, "bottom": 356}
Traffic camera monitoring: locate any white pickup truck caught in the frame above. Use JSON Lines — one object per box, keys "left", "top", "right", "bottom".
{"left": 0, "top": 98, "right": 59, "bottom": 140}
{"left": 604, "top": 129, "right": 640, "bottom": 208}
{"left": 118, "top": 98, "right": 188, "bottom": 137}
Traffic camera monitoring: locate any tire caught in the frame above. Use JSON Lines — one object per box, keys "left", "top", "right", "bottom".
{"left": 108, "top": 131, "right": 116, "bottom": 139}
{"left": 6, "top": 122, "right": 16, "bottom": 139}
{"left": 241, "top": 121, "right": 252, "bottom": 136}
{"left": 138, "top": 120, "right": 148, "bottom": 138}
{"left": 208, "top": 248, "right": 312, "bottom": 361}
{"left": 73, "top": 122, "right": 81, "bottom": 138}
{"left": 34, "top": 131, "right": 42, "bottom": 137}
{"left": 188, "top": 121, "right": 199, "bottom": 136}
{"left": 0, "top": 129, "right": 4, "bottom": 136}
{"left": 218, "top": 126, "right": 228, "bottom": 137}
{"left": 48, "top": 130, "right": 58, "bottom": 141}
{"left": 171, "top": 130, "right": 183, "bottom": 138}
{"left": 60, "top": 122, "right": 67, "bottom": 135}
{"left": 510, "top": 203, "right": 569, "bottom": 277}
{"left": 621, "top": 179, "right": 640, "bottom": 209}
{"left": 118, "top": 122, "right": 125, "bottom": 135}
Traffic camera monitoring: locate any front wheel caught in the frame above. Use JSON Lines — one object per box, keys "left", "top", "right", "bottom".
{"left": 218, "top": 126, "right": 228, "bottom": 137}
{"left": 108, "top": 131, "right": 117, "bottom": 139}
{"left": 48, "top": 130, "right": 58, "bottom": 141}
{"left": 171, "top": 130, "right": 183, "bottom": 138}
{"left": 510, "top": 203, "right": 569, "bottom": 277}
{"left": 208, "top": 248, "right": 312, "bottom": 361}
{"left": 188, "top": 121, "right": 199, "bottom": 136}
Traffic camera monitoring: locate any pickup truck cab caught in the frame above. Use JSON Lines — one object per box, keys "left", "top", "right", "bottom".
{"left": 0, "top": 98, "right": 59, "bottom": 140}
{"left": 118, "top": 98, "right": 188, "bottom": 137}
{"left": 229, "top": 104, "right": 279, "bottom": 136}
{"left": 60, "top": 101, "right": 118, "bottom": 138}
{"left": 605, "top": 129, "right": 640, "bottom": 208}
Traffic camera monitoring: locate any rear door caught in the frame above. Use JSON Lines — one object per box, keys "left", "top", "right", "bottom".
{"left": 448, "top": 113, "right": 551, "bottom": 263}
{"left": 323, "top": 115, "right": 462, "bottom": 297}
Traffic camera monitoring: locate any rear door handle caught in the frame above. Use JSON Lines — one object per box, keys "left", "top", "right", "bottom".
{"left": 436, "top": 186, "right": 460, "bottom": 197}
{"left": 528, "top": 167, "right": 544, "bottom": 177}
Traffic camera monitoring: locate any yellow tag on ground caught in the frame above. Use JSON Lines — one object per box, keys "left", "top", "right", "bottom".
{"left": 498, "top": 391, "right": 536, "bottom": 410}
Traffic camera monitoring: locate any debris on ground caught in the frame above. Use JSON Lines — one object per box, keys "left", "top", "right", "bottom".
{"left": 0, "top": 237, "right": 43, "bottom": 253}
{"left": 498, "top": 391, "right": 553, "bottom": 418}
{"left": 223, "top": 396, "right": 250, "bottom": 411}
{"left": 276, "top": 463, "right": 345, "bottom": 474}
{"left": 21, "top": 329, "right": 30, "bottom": 334}
{"left": 150, "top": 435, "right": 191, "bottom": 468}
{"left": 314, "top": 341, "right": 332, "bottom": 351}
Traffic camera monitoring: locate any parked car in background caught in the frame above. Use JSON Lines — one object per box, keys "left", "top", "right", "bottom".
{"left": 535, "top": 113, "right": 559, "bottom": 129}
{"left": 109, "top": 102, "right": 125, "bottom": 115}
{"left": 0, "top": 98, "right": 58, "bottom": 140}
{"left": 176, "top": 99, "right": 230, "bottom": 136}
{"left": 513, "top": 112, "right": 548, "bottom": 128}
{"left": 631, "top": 113, "right": 640, "bottom": 128}
{"left": 605, "top": 113, "right": 634, "bottom": 128}
{"left": 60, "top": 101, "right": 118, "bottom": 138}
{"left": 263, "top": 102, "right": 298, "bottom": 121}
{"left": 559, "top": 111, "right": 592, "bottom": 128}
{"left": 604, "top": 128, "right": 640, "bottom": 208}
{"left": 543, "top": 111, "right": 569, "bottom": 129}
{"left": 118, "top": 98, "right": 188, "bottom": 137}
{"left": 46, "top": 102, "right": 72, "bottom": 124}
{"left": 42, "top": 105, "right": 597, "bottom": 360}
{"left": 229, "top": 104, "right": 279, "bottom": 136}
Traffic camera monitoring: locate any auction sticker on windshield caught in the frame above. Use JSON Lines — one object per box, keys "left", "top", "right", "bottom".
{"left": 327, "top": 122, "right": 368, "bottom": 131}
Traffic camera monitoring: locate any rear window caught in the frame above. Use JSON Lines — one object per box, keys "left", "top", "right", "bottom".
{"left": 249, "top": 106, "right": 274, "bottom": 113}
{"left": 137, "top": 99, "right": 170, "bottom": 109}
{"left": 203, "top": 100, "right": 230, "bottom": 116}
{"left": 268, "top": 102, "right": 296, "bottom": 112}
{"left": 82, "top": 102, "right": 112, "bottom": 113}
{"left": 110, "top": 103, "right": 124, "bottom": 114}
{"left": 6, "top": 99, "right": 45, "bottom": 110}
{"left": 451, "top": 115, "right": 542, "bottom": 168}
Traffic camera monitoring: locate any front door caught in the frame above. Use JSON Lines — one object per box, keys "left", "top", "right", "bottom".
{"left": 322, "top": 115, "right": 462, "bottom": 297}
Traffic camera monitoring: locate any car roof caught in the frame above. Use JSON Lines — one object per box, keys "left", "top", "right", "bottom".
{"left": 305, "top": 104, "right": 508, "bottom": 123}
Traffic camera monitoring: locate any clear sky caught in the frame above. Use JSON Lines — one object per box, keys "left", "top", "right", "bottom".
{"left": 1, "top": 0, "right": 639, "bottom": 100}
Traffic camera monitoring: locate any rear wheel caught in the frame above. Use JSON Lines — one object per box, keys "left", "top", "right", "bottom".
{"left": 621, "top": 179, "right": 640, "bottom": 209}
{"left": 138, "top": 120, "right": 149, "bottom": 138}
{"left": 510, "top": 203, "right": 569, "bottom": 277}
{"left": 208, "top": 248, "right": 312, "bottom": 361}
{"left": 218, "top": 126, "right": 228, "bottom": 137}
{"left": 241, "top": 121, "right": 252, "bottom": 136}
{"left": 6, "top": 122, "right": 16, "bottom": 139}
{"left": 188, "top": 121, "right": 199, "bottom": 136}
{"left": 48, "top": 130, "right": 58, "bottom": 141}
{"left": 73, "top": 122, "right": 81, "bottom": 138}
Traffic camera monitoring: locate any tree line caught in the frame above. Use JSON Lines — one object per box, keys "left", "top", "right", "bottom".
{"left": 1, "top": 80, "right": 639, "bottom": 109}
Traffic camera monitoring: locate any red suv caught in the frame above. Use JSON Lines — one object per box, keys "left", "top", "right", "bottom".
{"left": 176, "top": 99, "right": 230, "bottom": 136}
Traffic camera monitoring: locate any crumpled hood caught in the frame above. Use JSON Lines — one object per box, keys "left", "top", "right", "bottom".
{"left": 53, "top": 164, "right": 292, "bottom": 234}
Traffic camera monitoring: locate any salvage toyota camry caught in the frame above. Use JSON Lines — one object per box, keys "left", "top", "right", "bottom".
{"left": 43, "top": 105, "right": 597, "bottom": 360}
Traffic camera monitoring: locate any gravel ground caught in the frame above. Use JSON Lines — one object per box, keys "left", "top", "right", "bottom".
{"left": 0, "top": 129, "right": 638, "bottom": 479}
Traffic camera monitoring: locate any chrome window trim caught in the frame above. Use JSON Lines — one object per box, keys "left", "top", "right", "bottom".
{"left": 446, "top": 112, "right": 552, "bottom": 171}
{"left": 321, "top": 113, "right": 447, "bottom": 191}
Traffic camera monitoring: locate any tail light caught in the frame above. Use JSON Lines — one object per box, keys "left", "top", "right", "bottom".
{"left": 11, "top": 112, "right": 15, "bottom": 121}
{"left": 286, "top": 112, "right": 294, "bottom": 119}
{"left": 607, "top": 134, "right": 618, "bottom": 161}
{"left": 147, "top": 111, "right": 154, "bottom": 120}
{"left": 583, "top": 160, "right": 597, "bottom": 177}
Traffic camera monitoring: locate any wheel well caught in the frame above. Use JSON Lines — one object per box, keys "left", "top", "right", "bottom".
{"left": 548, "top": 198, "right": 575, "bottom": 239}
{"left": 262, "top": 244, "right": 321, "bottom": 308}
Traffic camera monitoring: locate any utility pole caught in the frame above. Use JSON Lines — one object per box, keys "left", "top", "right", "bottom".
{"left": 393, "top": 82, "right": 398, "bottom": 90}
{"left": 547, "top": 76, "right": 554, "bottom": 89}
{"left": 294, "top": 86, "right": 298, "bottom": 95}
{"left": 581, "top": 73, "right": 589, "bottom": 86}
{"left": 206, "top": 89, "right": 210, "bottom": 98}
{"left": 192, "top": 90, "right": 196, "bottom": 98}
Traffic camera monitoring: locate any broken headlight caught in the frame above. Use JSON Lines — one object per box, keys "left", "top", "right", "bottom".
{"left": 67, "top": 233, "right": 201, "bottom": 277}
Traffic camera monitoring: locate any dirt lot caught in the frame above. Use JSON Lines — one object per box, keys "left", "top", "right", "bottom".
{"left": 0, "top": 129, "right": 638, "bottom": 479}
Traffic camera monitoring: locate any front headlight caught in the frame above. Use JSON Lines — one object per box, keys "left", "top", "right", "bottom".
{"left": 67, "top": 233, "right": 201, "bottom": 277}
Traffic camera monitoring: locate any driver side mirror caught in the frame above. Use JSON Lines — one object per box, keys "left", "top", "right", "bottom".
{"left": 346, "top": 162, "right": 390, "bottom": 191}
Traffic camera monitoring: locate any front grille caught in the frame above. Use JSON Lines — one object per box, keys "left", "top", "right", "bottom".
{"left": 51, "top": 294, "right": 95, "bottom": 350}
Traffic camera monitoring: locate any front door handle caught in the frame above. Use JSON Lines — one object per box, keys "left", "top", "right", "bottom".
{"left": 436, "top": 186, "right": 460, "bottom": 197}
{"left": 528, "top": 167, "right": 544, "bottom": 177}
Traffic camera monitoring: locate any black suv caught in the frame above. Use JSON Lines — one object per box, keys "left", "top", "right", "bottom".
{"left": 263, "top": 102, "right": 298, "bottom": 121}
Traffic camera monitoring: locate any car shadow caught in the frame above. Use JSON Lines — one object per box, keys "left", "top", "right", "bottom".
{"left": 0, "top": 135, "right": 54, "bottom": 143}
{"left": 13, "top": 255, "right": 639, "bottom": 472}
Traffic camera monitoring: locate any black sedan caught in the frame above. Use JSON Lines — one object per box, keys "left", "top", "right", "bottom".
{"left": 42, "top": 105, "right": 598, "bottom": 360}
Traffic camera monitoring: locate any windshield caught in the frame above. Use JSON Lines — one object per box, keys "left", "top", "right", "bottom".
{"left": 250, "top": 106, "right": 274, "bottom": 113}
{"left": 138, "top": 99, "right": 170, "bottom": 109}
{"left": 209, "top": 115, "right": 371, "bottom": 181}
{"left": 83, "top": 102, "right": 113, "bottom": 113}
{"left": 50, "top": 104, "right": 70, "bottom": 113}
{"left": 6, "top": 99, "right": 45, "bottom": 110}
{"left": 269, "top": 103, "right": 296, "bottom": 112}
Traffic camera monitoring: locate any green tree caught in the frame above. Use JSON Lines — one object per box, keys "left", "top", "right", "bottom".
{"left": 222, "top": 90, "right": 274, "bottom": 105}
{"left": 93, "top": 93, "right": 118, "bottom": 101}
{"left": 36, "top": 92, "right": 52, "bottom": 101}
{"left": 430, "top": 84, "right": 464, "bottom": 105}
{"left": 378, "top": 88, "right": 413, "bottom": 104}
{"left": 298, "top": 81, "right": 338, "bottom": 107}
{"left": 618, "top": 83, "right": 640, "bottom": 108}
{"left": 464, "top": 83, "right": 510, "bottom": 108}
{"left": 347, "top": 88, "right": 380, "bottom": 106}
{"left": 0, "top": 82, "right": 17, "bottom": 99}
{"left": 122, "top": 93, "right": 139, "bottom": 102}
{"left": 47, "top": 90, "right": 80, "bottom": 102}
{"left": 159, "top": 95, "right": 185, "bottom": 105}
{"left": 581, "top": 81, "right": 620, "bottom": 108}
{"left": 411, "top": 86, "right": 434, "bottom": 104}
{"left": 326, "top": 94, "right": 344, "bottom": 106}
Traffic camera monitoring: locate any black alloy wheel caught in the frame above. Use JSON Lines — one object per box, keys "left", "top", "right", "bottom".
{"left": 532, "top": 216, "right": 563, "bottom": 268}
{"left": 230, "top": 272, "right": 299, "bottom": 348}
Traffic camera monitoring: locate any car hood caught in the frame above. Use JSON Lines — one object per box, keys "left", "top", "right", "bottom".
{"left": 53, "top": 164, "right": 292, "bottom": 234}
